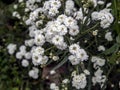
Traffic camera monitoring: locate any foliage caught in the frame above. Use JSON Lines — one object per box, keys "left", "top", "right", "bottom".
{"left": 0, "top": 0, "right": 120, "bottom": 90}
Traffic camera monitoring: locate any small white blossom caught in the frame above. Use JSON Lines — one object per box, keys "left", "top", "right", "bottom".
{"left": 50, "top": 70, "right": 56, "bottom": 75}
{"left": 7, "top": 43, "right": 17, "bottom": 55}
{"left": 72, "top": 73, "right": 87, "bottom": 89}
{"left": 52, "top": 35, "right": 64, "bottom": 45}
{"left": 34, "top": 34, "right": 45, "bottom": 46}
{"left": 91, "top": 56, "right": 105, "bottom": 68}
{"left": 29, "top": 67, "right": 39, "bottom": 79}
{"left": 105, "top": 32, "right": 113, "bottom": 41}
{"left": 69, "top": 44, "right": 80, "bottom": 54}
{"left": 16, "top": 52, "right": 23, "bottom": 59}
{"left": 84, "top": 69, "right": 90, "bottom": 75}
{"left": 98, "top": 45, "right": 105, "bottom": 51}
{"left": 76, "top": 49, "right": 89, "bottom": 61}
{"left": 62, "top": 79, "right": 69, "bottom": 84}
{"left": 52, "top": 56, "right": 59, "bottom": 61}
{"left": 68, "top": 55, "right": 80, "bottom": 65}
{"left": 50, "top": 83, "right": 59, "bottom": 90}
{"left": 21, "top": 59, "right": 29, "bottom": 67}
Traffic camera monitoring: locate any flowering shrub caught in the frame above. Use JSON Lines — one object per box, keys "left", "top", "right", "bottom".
{"left": 0, "top": 0, "right": 120, "bottom": 90}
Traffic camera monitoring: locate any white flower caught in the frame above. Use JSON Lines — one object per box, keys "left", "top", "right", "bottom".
{"left": 49, "top": 7, "right": 59, "bottom": 16}
{"left": 69, "top": 44, "right": 80, "bottom": 54}
{"left": 106, "top": 3, "right": 112, "bottom": 8}
{"left": 96, "top": 58, "right": 105, "bottom": 67}
{"left": 100, "top": 19, "right": 110, "bottom": 28}
{"left": 21, "top": 59, "right": 29, "bottom": 67}
{"left": 72, "top": 73, "right": 87, "bottom": 89}
{"left": 91, "top": 56, "right": 98, "bottom": 62}
{"left": 69, "top": 25, "right": 79, "bottom": 36}
{"left": 25, "top": 52, "right": 32, "bottom": 59}
{"left": 58, "top": 24, "right": 68, "bottom": 35}
{"left": 13, "top": 4, "right": 18, "bottom": 9}
{"left": 64, "top": 17, "right": 77, "bottom": 28}
{"left": 92, "top": 9, "right": 114, "bottom": 29}
{"left": 57, "top": 14, "right": 67, "bottom": 23}
{"left": 62, "top": 79, "right": 69, "bottom": 84}
{"left": 91, "top": 56, "right": 105, "bottom": 68}
{"left": 18, "top": 0, "right": 23, "bottom": 3}
{"left": 68, "top": 55, "right": 80, "bottom": 65}
{"left": 92, "top": 30, "right": 98, "bottom": 36}
{"left": 52, "top": 56, "right": 59, "bottom": 61}
{"left": 34, "top": 46, "right": 45, "bottom": 55}
{"left": 105, "top": 32, "right": 113, "bottom": 41}
{"left": 52, "top": 35, "right": 64, "bottom": 45}
{"left": 98, "top": 1, "right": 104, "bottom": 5}
{"left": 98, "top": 45, "right": 105, "bottom": 51}
{"left": 74, "top": 8, "right": 83, "bottom": 20}
{"left": 32, "top": 54, "right": 43, "bottom": 66}
{"left": 28, "top": 26, "right": 37, "bottom": 37}
{"left": 92, "top": 68, "right": 106, "bottom": 85}
{"left": 84, "top": 69, "right": 90, "bottom": 75}
{"left": 56, "top": 42, "right": 67, "bottom": 50}
{"left": 76, "top": 49, "right": 89, "bottom": 61}
{"left": 16, "top": 52, "right": 23, "bottom": 59}
{"left": 34, "top": 34, "right": 45, "bottom": 46}
{"left": 40, "top": 55, "right": 48, "bottom": 65}
{"left": 91, "top": 12, "right": 99, "bottom": 20}
{"left": 50, "top": 70, "right": 56, "bottom": 75}
{"left": 50, "top": 83, "right": 56, "bottom": 90}
{"left": 19, "top": 45, "right": 26, "bottom": 53}
{"left": 50, "top": 0, "right": 61, "bottom": 8}
{"left": 12, "top": 11, "right": 21, "bottom": 19}
{"left": 95, "top": 68, "right": 103, "bottom": 76}
{"left": 71, "top": 71, "right": 77, "bottom": 76}
{"left": 25, "top": 19, "right": 32, "bottom": 25}
{"left": 29, "top": 11, "right": 38, "bottom": 21}
{"left": 7, "top": 43, "right": 17, "bottom": 55}
{"left": 36, "top": 0, "right": 41, "bottom": 3}
{"left": 90, "top": 0, "right": 97, "bottom": 7}
{"left": 50, "top": 83, "right": 59, "bottom": 90}
{"left": 99, "top": 10, "right": 114, "bottom": 28}
{"left": 25, "top": 39, "right": 34, "bottom": 47}
{"left": 36, "top": 20, "right": 43, "bottom": 27}
{"left": 28, "top": 67, "right": 39, "bottom": 79}
{"left": 65, "top": 0, "right": 74, "bottom": 9}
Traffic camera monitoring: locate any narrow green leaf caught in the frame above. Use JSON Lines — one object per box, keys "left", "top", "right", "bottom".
{"left": 103, "top": 44, "right": 119, "bottom": 55}
{"left": 116, "top": 34, "right": 120, "bottom": 43}
{"left": 52, "top": 56, "right": 68, "bottom": 70}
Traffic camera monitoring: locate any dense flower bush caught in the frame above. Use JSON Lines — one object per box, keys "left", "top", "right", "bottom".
{"left": 0, "top": 0, "right": 120, "bottom": 90}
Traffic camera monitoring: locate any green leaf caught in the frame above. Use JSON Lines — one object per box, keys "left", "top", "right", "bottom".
{"left": 75, "top": 0, "right": 81, "bottom": 7}
{"left": 52, "top": 56, "right": 68, "bottom": 70}
{"left": 109, "top": 53, "right": 119, "bottom": 64}
{"left": 103, "top": 44, "right": 119, "bottom": 55}
{"left": 12, "top": 87, "right": 19, "bottom": 90}
{"left": 116, "top": 34, "right": 120, "bottom": 43}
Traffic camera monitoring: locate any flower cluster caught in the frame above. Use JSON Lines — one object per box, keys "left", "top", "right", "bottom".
{"left": 72, "top": 73, "right": 87, "bottom": 89}
{"left": 69, "top": 44, "right": 88, "bottom": 65}
{"left": 6, "top": 0, "right": 116, "bottom": 89}
{"left": 91, "top": 8, "right": 114, "bottom": 28}
{"left": 91, "top": 56, "right": 106, "bottom": 88}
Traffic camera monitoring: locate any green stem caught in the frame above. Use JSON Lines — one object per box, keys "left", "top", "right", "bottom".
{"left": 85, "top": 40, "right": 95, "bottom": 49}
{"left": 52, "top": 51, "right": 68, "bottom": 70}
{"left": 74, "top": 23, "right": 99, "bottom": 42}
{"left": 102, "top": 65, "right": 114, "bottom": 90}
{"left": 52, "top": 56, "right": 68, "bottom": 70}
{"left": 113, "top": 0, "right": 119, "bottom": 33}
{"left": 76, "top": 65, "right": 79, "bottom": 74}
{"left": 87, "top": 58, "right": 92, "bottom": 90}
{"left": 81, "top": 23, "right": 99, "bottom": 35}
{"left": 45, "top": 46, "right": 55, "bottom": 52}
